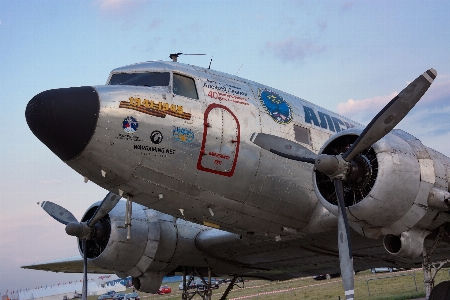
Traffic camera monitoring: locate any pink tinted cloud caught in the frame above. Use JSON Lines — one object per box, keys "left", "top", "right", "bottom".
{"left": 265, "top": 38, "right": 326, "bottom": 62}
{"left": 337, "top": 75, "right": 450, "bottom": 123}
{"left": 317, "top": 20, "right": 327, "bottom": 32}
{"left": 93, "top": 0, "right": 143, "bottom": 16}
{"left": 147, "top": 19, "right": 163, "bottom": 30}
{"left": 337, "top": 92, "right": 397, "bottom": 120}
{"left": 342, "top": 1, "right": 354, "bottom": 10}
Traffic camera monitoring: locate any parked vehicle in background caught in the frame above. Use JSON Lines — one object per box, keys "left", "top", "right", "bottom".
{"left": 123, "top": 292, "right": 140, "bottom": 300}
{"left": 178, "top": 278, "right": 220, "bottom": 290}
{"left": 217, "top": 278, "right": 230, "bottom": 284}
{"left": 97, "top": 292, "right": 116, "bottom": 300}
{"left": 112, "top": 293, "right": 125, "bottom": 300}
{"left": 157, "top": 286, "right": 171, "bottom": 294}
{"left": 179, "top": 281, "right": 195, "bottom": 290}
{"left": 371, "top": 267, "right": 399, "bottom": 274}
{"left": 217, "top": 278, "right": 244, "bottom": 284}
{"left": 313, "top": 273, "right": 340, "bottom": 280}
{"left": 196, "top": 279, "right": 219, "bottom": 290}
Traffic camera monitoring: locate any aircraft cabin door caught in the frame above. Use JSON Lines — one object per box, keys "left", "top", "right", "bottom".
{"left": 197, "top": 103, "right": 240, "bottom": 177}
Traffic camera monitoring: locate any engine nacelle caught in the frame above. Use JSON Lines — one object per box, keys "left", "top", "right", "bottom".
{"left": 78, "top": 201, "right": 202, "bottom": 293}
{"left": 314, "top": 128, "right": 450, "bottom": 241}
{"left": 314, "top": 129, "right": 420, "bottom": 228}
{"left": 79, "top": 202, "right": 163, "bottom": 280}
{"left": 77, "top": 201, "right": 245, "bottom": 293}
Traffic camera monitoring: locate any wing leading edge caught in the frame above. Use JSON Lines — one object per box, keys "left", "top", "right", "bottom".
{"left": 22, "top": 256, "right": 113, "bottom": 274}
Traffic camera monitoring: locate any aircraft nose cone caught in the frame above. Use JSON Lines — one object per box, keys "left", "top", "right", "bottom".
{"left": 25, "top": 86, "right": 100, "bottom": 161}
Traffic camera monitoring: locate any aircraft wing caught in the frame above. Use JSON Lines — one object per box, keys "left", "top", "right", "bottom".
{"left": 22, "top": 256, "right": 113, "bottom": 274}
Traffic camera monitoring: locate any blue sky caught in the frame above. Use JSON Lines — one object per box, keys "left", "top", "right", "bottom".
{"left": 1, "top": 0, "right": 450, "bottom": 293}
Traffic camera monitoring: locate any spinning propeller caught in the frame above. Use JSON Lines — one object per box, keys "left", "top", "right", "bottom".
{"left": 41, "top": 192, "right": 121, "bottom": 300}
{"left": 252, "top": 69, "right": 437, "bottom": 299}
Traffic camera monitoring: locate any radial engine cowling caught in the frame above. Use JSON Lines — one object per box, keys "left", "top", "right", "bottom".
{"left": 78, "top": 201, "right": 173, "bottom": 293}
{"left": 314, "top": 129, "right": 421, "bottom": 230}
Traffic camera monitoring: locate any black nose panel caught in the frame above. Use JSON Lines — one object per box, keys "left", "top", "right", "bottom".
{"left": 25, "top": 86, "right": 100, "bottom": 161}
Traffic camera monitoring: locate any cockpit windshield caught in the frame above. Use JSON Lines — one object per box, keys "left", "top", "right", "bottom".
{"left": 109, "top": 72, "right": 170, "bottom": 87}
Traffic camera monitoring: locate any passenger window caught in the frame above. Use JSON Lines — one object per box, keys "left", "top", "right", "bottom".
{"left": 173, "top": 73, "right": 198, "bottom": 99}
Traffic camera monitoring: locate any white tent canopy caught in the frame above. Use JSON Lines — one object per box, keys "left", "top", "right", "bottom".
{"left": 12, "top": 280, "right": 125, "bottom": 300}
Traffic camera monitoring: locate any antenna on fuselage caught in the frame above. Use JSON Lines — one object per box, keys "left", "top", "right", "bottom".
{"left": 236, "top": 63, "right": 244, "bottom": 75}
{"left": 169, "top": 53, "right": 206, "bottom": 62}
{"left": 208, "top": 52, "right": 214, "bottom": 69}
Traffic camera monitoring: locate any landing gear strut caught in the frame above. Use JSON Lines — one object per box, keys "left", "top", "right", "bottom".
{"left": 180, "top": 267, "right": 243, "bottom": 300}
{"left": 423, "top": 226, "right": 450, "bottom": 300}
{"left": 181, "top": 267, "right": 214, "bottom": 300}
{"left": 219, "top": 275, "right": 243, "bottom": 300}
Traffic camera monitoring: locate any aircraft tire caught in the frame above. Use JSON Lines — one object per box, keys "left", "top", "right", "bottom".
{"left": 429, "top": 280, "right": 450, "bottom": 300}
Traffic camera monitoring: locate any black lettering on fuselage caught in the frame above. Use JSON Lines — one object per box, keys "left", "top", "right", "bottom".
{"left": 304, "top": 106, "right": 320, "bottom": 126}
{"left": 332, "top": 117, "right": 345, "bottom": 132}
{"left": 303, "top": 105, "right": 355, "bottom": 132}
{"left": 318, "top": 111, "right": 335, "bottom": 132}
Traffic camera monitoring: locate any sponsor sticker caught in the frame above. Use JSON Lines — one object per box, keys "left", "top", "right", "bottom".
{"left": 133, "top": 144, "right": 176, "bottom": 156}
{"left": 172, "top": 126, "right": 194, "bottom": 143}
{"left": 122, "top": 116, "right": 138, "bottom": 133}
{"left": 119, "top": 97, "right": 191, "bottom": 120}
{"left": 258, "top": 89, "right": 293, "bottom": 124}
{"left": 150, "top": 131, "right": 163, "bottom": 144}
{"left": 116, "top": 133, "right": 141, "bottom": 141}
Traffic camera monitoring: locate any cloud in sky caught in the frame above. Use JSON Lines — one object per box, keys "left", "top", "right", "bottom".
{"left": 336, "top": 75, "right": 450, "bottom": 156}
{"left": 342, "top": 1, "right": 354, "bottom": 11}
{"left": 337, "top": 75, "right": 450, "bottom": 124}
{"left": 93, "top": 0, "right": 142, "bottom": 16}
{"left": 317, "top": 20, "right": 327, "bottom": 32}
{"left": 147, "top": 19, "right": 163, "bottom": 31}
{"left": 265, "top": 38, "right": 326, "bottom": 62}
{"left": 337, "top": 92, "right": 398, "bottom": 124}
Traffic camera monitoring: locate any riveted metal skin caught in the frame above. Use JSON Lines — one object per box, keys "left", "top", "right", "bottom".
{"left": 48, "top": 64, "right": 449, "bottom": 241}
{"left": 63, "top": 61, "right": 357, "bottom": 239}
{"left": 27, "top": 63, "right": 450, "bottom": 282}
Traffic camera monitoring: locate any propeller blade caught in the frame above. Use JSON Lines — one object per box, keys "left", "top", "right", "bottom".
{"left": 334, "top": 179, "right": 354, "bottom": 300}
{"left": 343, "top": 68, "right": 437, "bottom": 162}
{"left": 87, "top": 192, "right": 121, "bottom": 227}
{"left": 251, "top": 133, "right": 317, "bottom": 163}
{"left": 82, "top": 239, "right": 88, "bottom": 300}
{"left": 41, "top": 201, "right": 78, "bottom": 225}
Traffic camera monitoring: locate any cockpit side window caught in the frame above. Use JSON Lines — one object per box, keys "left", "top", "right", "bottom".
{"left": 173, "top": 73, "right": 198, "bottom": 100}
{"left": 109, "top": 72, "right": 170, "bottom": 87}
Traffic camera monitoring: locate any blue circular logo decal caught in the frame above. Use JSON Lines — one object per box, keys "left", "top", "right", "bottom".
{"left": 258, "top": 89, "right": 293, "bottom": 124}
{"left": 123, "top": 116, "right": 138, "bottom": 133}
{"left": 173, "top": 127, "right": 194, "bottom": 143}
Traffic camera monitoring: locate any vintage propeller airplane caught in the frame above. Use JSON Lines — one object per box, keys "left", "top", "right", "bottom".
{"left": 23, "top": 53, "right": 450, "bottom": 299}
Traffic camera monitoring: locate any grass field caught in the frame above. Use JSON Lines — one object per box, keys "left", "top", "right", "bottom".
{"left": 90, "top": 268, "right": 450, "bottom": 300}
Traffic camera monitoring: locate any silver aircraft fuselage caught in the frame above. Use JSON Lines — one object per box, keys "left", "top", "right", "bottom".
{"left": 68, "top": 61, "right": 358, "bottom": 239}
{"left": 25, "top": 61, "right": 450, "bottom": 284}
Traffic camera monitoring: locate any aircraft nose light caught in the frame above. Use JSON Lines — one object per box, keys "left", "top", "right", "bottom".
{"left": 25, "top": 86, "right": 100, "bottom": 161}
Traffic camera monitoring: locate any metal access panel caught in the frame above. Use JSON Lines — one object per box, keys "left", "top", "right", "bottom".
{"left": 197, "top": 103, "right": 240, "bottom": 177}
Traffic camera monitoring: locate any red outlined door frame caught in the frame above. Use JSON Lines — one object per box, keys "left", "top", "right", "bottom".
{"left": 197, "top": 103, "right": 240, "bottom": 177}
